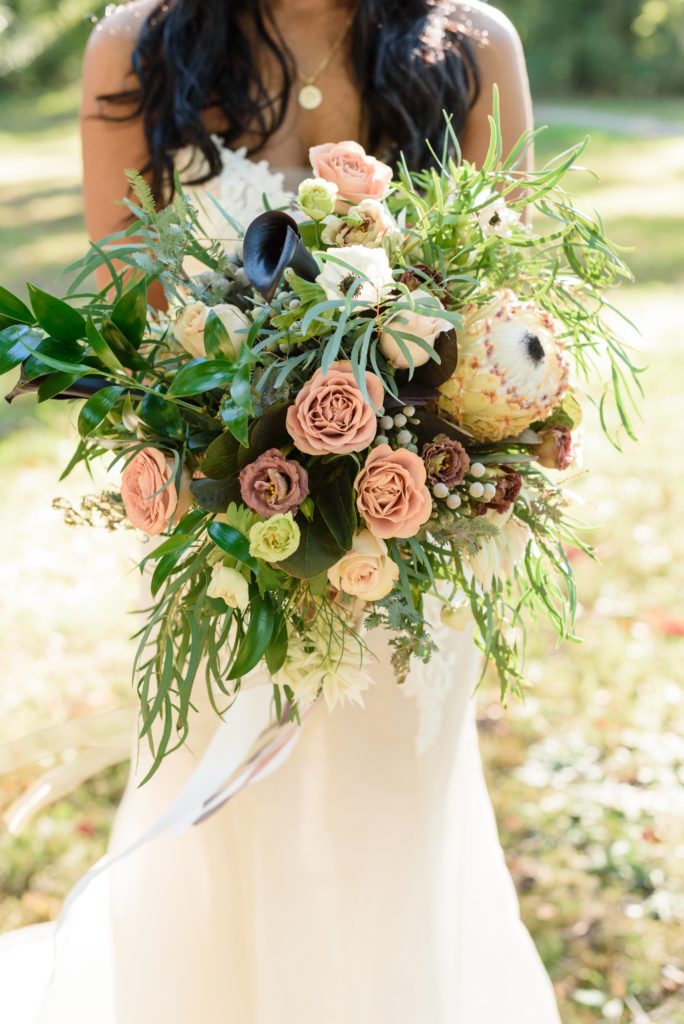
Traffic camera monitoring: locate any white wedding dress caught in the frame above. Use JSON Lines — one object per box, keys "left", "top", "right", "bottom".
{"left": 0, "top": 149, "right": 561, "bottom": 1024}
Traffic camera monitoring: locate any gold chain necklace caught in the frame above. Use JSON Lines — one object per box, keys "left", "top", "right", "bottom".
{"left": 295, "top": 9, "right": 357, "bottom": 110}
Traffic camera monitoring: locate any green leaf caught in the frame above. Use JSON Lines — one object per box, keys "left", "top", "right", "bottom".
{"left": 86, "top": 317, "right": 124, "bottom": 372}
{"left": 0, "top": 324, "right": 35, "bottom": 375}
{"left": 204, "top": 311, "right": 235, "bottom": 359}
{"left": 37, "top": 371, "right": 83, "bottom": 402}
{"left": 27, "top": 283, "right": 86, "bottom": 343}
{"left": 208, "top": 521, "right": 257, "bottom": 569}
{"left": 100, "top": 318, "right": 149, "bottom": 371}
{"left": 0, "top": 286, "right": 34, "bottom": 326}
{"left": 111, "top": 279, "right": 148, "bottom": 347}
{"left": 19, "top": 334, "right": 92, "bottom": 376}
{"left": 78, "top": 385, "right": 124, "bottom": 437}
{"left": 190, "top": 476, "right": 241, "bottom": 513}
{"left": 220, "top": 400, "right": 250, "bottom": 446}
{"left": 167, "top": 358, "right": 233, "bottom": 397}
{"left": 230, "top": 363, "right": 253, "bottom": 412}
{"left": 237, "top": 401, "right": 290, "bottom": 467}
{"left": 227, "top": 595, "right": 275, "bottom": 680}
{"left": 277, "top": 513, "right": 344, "bottom": 579}
{"left": 265, "top": 612, "right": 288, "bottom": 675}
{"left": 141, "top": 390, "right": 185, "bottom": 440}
{"left": 203, "top": 431, "right": 241, "bottom": 478}
{"left": 310, "top": 460, "right": 356, "bottom": 551}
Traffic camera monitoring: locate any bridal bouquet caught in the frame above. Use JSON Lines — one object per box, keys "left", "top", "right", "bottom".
{"left": 1, "top": 99, "right": 640, "bottom": 777}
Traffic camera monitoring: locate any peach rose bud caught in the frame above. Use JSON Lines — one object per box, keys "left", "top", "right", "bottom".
{"left": 309, "top": 141, "right": 393, "bottom": 206}
{"left": 286, "top": 360, "right": 384, "bottom": 456}
{"left": 354, "top": 444, "right": 432, "bottom": 539}
{"left": 121, "top": 447, "right": 193, "bottom": 536}
{"left": 380, "top": 301, "right": 452, "bottom": 370}
{"left": 327, "top": 530, "right": 399, "bottom": 601}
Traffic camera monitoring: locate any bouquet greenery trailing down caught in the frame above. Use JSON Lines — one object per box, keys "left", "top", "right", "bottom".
{"left": 1, "top": 95, "right": 641, "bottom": 779}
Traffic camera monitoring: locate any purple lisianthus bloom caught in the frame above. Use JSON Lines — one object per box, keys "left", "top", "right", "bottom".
{"left": 239, "top": 448, "right": 309, "bottom": 518}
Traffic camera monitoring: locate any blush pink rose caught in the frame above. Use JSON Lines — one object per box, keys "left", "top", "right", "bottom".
{"left": 286, "top": 360, "right": 384, "bottom": 456}
{"left": 354, "top": 444, "right": 432, "bottom": 539}
{"left": 121, "top": 447, "right": 193, "bottom": 536}
{"left": 309, "top": 141, "right": 393, "bottom": 205}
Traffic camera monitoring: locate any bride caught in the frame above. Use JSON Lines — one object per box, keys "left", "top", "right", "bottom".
{"left": 0, "top": 1, "right": 562, "bottom": 1021}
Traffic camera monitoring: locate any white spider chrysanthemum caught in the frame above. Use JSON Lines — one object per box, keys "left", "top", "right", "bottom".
{"left": 274, "top": 627, "right": 373, "bottom": 712}
{"left": 465, "top": 511, "right": 532, "bottom": 590}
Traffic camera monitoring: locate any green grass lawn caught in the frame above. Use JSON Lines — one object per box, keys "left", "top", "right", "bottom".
{"left": 0, "top": 90, "right": 683, "bottom": 1022}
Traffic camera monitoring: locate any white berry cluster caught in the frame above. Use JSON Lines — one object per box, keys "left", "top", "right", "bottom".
{"left": 374, "top": 405, "right": 419, "bottom": 453}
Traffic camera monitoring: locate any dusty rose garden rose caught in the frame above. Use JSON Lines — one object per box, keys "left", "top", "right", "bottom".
{"left": 422, "top": 435, "right": 470, "bottom": 487}
{"left": 239, "top": 448, "right": 309, "bottom": 518}
{"left": 328, "top": 530, "right": 399, "bottom": 601}
{"left": 355, "top": 444, "right": 432, "bottom": 539}
{"left": 121, "top": 447, "right": 193, "bottom": 536}
{"left": 286, "top": 360, "right": 384, "bottom": 456}
{"left": 309, "top": 141, "right": 393, "bottom": 206}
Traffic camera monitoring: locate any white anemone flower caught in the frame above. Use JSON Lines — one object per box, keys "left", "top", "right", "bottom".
{"left": 476, "top": 188, "right": 521, "bottom": 239}
{"left": 316, "top": 245, "right": 394, "bottom": 309}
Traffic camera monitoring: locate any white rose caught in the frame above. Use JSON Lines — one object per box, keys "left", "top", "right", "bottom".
{"left": 207, "top": 564, "right": 250, "bottom": 610}
{"left": 321, "top": 199, "right": 397, "bottom": 248}
{"left": 316, "top": 245, "right": 394, "bottom": 309}
{"left": 327, "top": 530, "right": 399, "bottom": 601}
{"left": 173, "top": 301, "right": 209, "bottom": 359}
{"left": 379, "top": 289, "right": 452, "bottom": 369}
{"left": 297, "top": 177, "right": 338, "bottom": 221}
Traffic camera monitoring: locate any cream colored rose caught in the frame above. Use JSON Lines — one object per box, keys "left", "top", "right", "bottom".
{"left": 321, "top": 199, "right": 396, "bottom": 248}
{"left": 327, "top": 530, "right": 399, "bottom": 601}
{"left": 379, "top": 290, "right": 452, "bottom": 369}
{"left": 297, "top": 177, "right": 338, "bottom": 221}
{"left": 173, "top": 302, "right": 250, "bottom": 360}
{"left": 207, "top": 564, "right": 250, "bottom": 610}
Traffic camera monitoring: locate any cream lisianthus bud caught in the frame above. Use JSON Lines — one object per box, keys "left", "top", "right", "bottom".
{"left": 327, "top": 530, "right": 399, "bottom": 602}
{"left": 297, "top": 177, "right": 339, "bottom": 221}
{"left": 207, "top": 564, "right": 250, "bottom": 610}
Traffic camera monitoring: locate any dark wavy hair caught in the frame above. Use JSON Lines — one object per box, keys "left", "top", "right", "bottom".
{"left": 103, "top": 0, "right": 480, "bottom": 202}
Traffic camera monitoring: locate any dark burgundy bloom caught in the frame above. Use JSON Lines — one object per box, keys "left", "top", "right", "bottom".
{"left": 479, "top": 468, "right": 522, "bottom": 515}
{"left": 422, "top": 434, "right": 470, "bottom": 487}
{"left": 239, "top": 448, "right": 308, "bottom": 518}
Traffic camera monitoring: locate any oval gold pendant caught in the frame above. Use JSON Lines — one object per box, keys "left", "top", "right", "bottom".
{"left": 298, "top": 84, "right": 323, "bottom": 110}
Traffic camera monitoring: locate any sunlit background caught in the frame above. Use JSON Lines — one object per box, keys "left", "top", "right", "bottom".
{"left": 1, "top": 2, "right": 683, "bottom": 1021}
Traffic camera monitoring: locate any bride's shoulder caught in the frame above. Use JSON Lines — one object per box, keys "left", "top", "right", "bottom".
{"left": 82, "top": 0, "right": 157, "bottom": 93}
{"left": 443, "top": 1, "right": 524, "bottom": 57}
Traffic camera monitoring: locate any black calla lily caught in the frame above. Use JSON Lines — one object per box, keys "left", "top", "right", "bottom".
{"left": 242, "top": 211, "right": 319, "bottom": 302}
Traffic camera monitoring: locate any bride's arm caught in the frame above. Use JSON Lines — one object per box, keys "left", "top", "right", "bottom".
{"left": 455, "top": 3, "right": 534, "bottom": 170}
{"left": 80, "top": 0, "right": 163, "bottom": 298}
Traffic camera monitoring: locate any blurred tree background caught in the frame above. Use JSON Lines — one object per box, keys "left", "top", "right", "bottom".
{"left": 0, "top": 3, "right": 683, "bottom": 1023}
{"left": 2, "top": 0, "right": 684, "bottom": 96}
